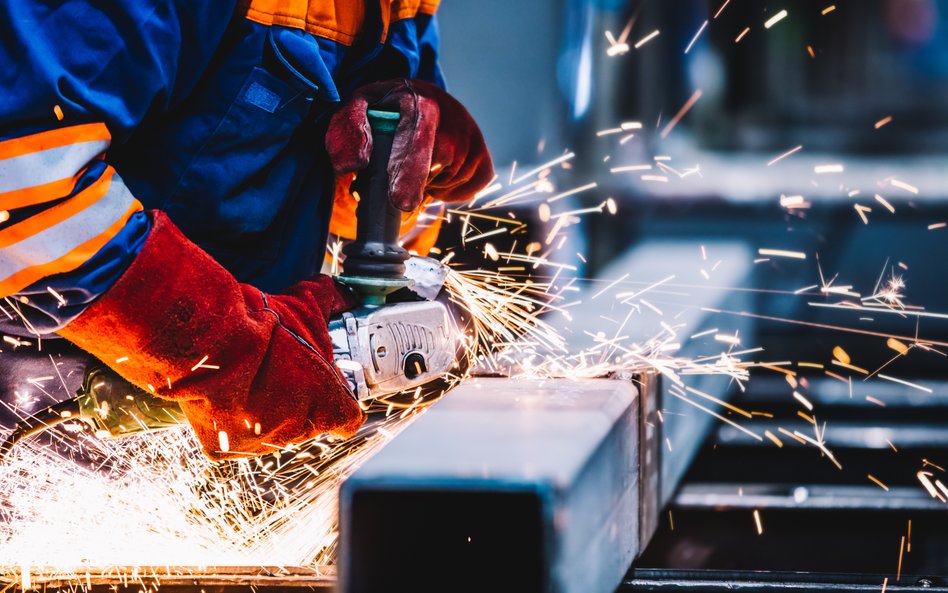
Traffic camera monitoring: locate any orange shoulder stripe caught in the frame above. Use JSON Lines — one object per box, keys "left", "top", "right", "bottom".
{"left": 237, "top": 0, "right": 438, "bottom": 46}
{"left": 418, "top": 0, "right": 440, "bottom": 15}
{"left": 238, "top": 0, "right": 365, "bottom": 45}
{"left": 393, "top": 0, "right": 439, "bottom": 20}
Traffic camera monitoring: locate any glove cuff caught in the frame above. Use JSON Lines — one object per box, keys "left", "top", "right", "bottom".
{"left": 60, "top": 210, "right": 237, "bottom": 389}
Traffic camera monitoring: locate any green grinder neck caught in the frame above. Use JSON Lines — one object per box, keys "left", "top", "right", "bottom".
{"left": 340, "top": 109, "right": 413, "bottom": 304}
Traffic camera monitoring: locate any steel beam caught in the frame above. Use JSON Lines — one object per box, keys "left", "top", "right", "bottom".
{"left": 338, "top": 240, "right": 753, "bottom": 592}
{"left": 339, "top": 377, "right": 640, "bottom": 593}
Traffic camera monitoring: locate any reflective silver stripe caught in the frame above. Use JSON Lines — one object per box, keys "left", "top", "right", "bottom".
{"left": 0, "top": 173, "right": 136, "bottom": 281}
{"left": 0, "top": 139, "right": 110, "bottom": 196}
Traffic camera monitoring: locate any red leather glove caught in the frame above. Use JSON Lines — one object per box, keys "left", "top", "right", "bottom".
{"left": 326, "top": 78, "right": 494, "bottom": 212}
{"left": 59, "top": 211, "right": 365, "bottom": 460}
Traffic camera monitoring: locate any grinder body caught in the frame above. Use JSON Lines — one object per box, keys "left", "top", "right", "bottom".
{"left": 330, "top": 299, "right": 460, "bottom": 401}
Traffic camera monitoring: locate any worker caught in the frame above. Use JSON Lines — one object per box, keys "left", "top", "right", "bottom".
{"left": 0, "top": 1, "right": 493, "bottom": 459}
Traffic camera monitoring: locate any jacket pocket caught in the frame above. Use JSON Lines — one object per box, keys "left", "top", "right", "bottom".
{"left": 165, "top": 28, "right": 329, "bottom": 238}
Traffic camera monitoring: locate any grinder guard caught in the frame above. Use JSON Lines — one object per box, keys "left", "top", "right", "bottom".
{"left": 329, "top": 296, "right": 463, "bottom": 402}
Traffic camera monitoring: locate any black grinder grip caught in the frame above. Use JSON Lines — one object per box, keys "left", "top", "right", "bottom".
{"left": 342, "top": 109, "right": 410, "bottom": 279}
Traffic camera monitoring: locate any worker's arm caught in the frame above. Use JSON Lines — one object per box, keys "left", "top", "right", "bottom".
{"left": 361, "top": 6, "right": 496, "bottom": 211}
{"left": 1, "top": 0, "right": 364, "bottom": 459}
{"left": 0, "top": 0, "right": 233, "bottom": 333}
{"left": 326, "top": 10, "right": 456, "bottom": 257}
{"left": 344, "top": 8, "right": 495, "bottom": 212}
{"left": 325, "top": 6, "right": 493, "bottom": 258}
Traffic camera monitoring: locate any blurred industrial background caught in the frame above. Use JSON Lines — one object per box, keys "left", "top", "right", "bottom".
{"left": 0, "top": 2, "right": 946, "bottom": 592}
{"left": 439, "top": 0, "right": 948, "bottom": 588}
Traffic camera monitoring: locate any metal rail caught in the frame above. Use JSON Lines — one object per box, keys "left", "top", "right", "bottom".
{"left": 624, "top": 569, "right": 947, "bottom": 593}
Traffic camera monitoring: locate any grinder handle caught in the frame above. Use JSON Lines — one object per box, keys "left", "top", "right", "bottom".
{"left": 342, "top": 109, "right": 410, "bottom": 279}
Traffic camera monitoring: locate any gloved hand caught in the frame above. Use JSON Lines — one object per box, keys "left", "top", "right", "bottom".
{"left": 59, "top": 211, "right": 365, "bottom": 460}
{"left": 326, "top": 78, "right": 494, "bottom": 212}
